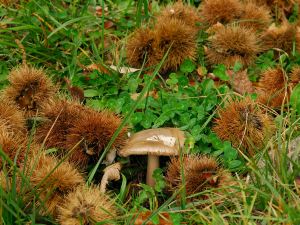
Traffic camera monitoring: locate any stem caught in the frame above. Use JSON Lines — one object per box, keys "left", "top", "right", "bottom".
{"left": 146, "top": 155, "right": 159, "bottom": 187}
{"left": 100, "top": 173, "right": 108, "bottom": 193}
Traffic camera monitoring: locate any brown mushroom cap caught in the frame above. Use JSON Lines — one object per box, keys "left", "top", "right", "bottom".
{"left": 118, "top": 128, "right": 185, "bottom": 157}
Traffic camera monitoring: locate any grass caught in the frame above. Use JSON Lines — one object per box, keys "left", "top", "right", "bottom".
{"left": 1, "top": 0, "right": 300, "bottom": 224}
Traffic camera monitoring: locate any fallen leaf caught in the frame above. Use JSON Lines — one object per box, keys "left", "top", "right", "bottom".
{"left": 95, "top": 6, "right": 108, "bottom": 16}
{"left": 196, "top": 66, "right": 207, "bottom": 78}
{"left": 110, "top": 65, "right": 140, "bottom": 74}
{"left": 133, "top": 211, "right": 173, "bottom": 225}
{"left": 104, "top": 21, "right": 115, "bottom": 29}
{"left": 130, "top": 90, "right": 158, "bottom": 101}
{"left": 227, "top": 69, "right": 254, "bottom": 94}
{"left": 86, "top": 63, "right": 111, "bottom": 74}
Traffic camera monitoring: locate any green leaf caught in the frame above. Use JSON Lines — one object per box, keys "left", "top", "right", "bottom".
{"left": 84, "top": 89, "right": 99, "bottom": 98}
{"left": 107, "top": 86, "right": 118, "bottom": 95}
{"left": 290, "top": 84, "right": 300, "bottom": 114}
{"left": 128, "top": 78, "right": 139, "bottom": 93}
{"left": 153, "top": 112, "right": 172, "bottom": 128}
{"left": 233, "top": 61, "right": 242, "bottom": 72}
{"left": 177, "top": 73, "right": 189, "bottom": 86}
{"left": 212, "top": 149, "right": 224, "bottom": 157}
{"left": 141, "top": 111, "right": 157, "bottom": 129}
{"left": 170, "top": 213, "right": 183, "bottom": 225}
{"left": 166, "top": 73, "right": 178, "bottom": 85}
{"left": 208, "top": 133, "right": 223, "bottom": 149}
{"left": 191, "top": 125, "right": 202, "bottom": 141}
{"left": 197, "top": 106, "right": 205, "bottom": 120}
{"left": 249, "top": 93, "right": 258, "bottom": 101}
{"left": 228, "top": 160, "right": 242, "bottom": 169}
{"left": 0, "top": 64, "right": 8, "bottom": 82}
{"left": 213, "top": 64, "right": 229, "bottom": 81}
{"left": 279, "top": 54, "right": 288, "bottom": 65}
{"left": 131, "top": 112, "right": 143, "bottom": 125}
{"left": 180, "top": 59, "right": 196, "bottom": 73}
{"left": 223, "top": 141, "right": 237, "bottom": 160}
{"left": 153, "top": 168, "right": 166, "bottom": 193}
{"left": 117, "top": 174, "right": 127, "bottom": 204}
{"left": 201, "top": 79, "right": 215, "bottom": 94}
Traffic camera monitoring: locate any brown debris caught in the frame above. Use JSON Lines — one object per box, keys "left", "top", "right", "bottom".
{"left": 228, "top": 69, "right": 255, "bottom": 94}
{"left": 133, "top": 211, "right": 173, "bottom": 225}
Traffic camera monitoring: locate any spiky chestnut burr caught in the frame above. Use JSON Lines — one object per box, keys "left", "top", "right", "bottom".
{"left": 27, "top": 153, "right": 85, "bottom": 216}
{"left": 2, "top": 65, "right": 57, "bottom": 118}
{"left": 36, "top": 99, "right": 127, "bottom": 169}
{"left": 35, "top": 99, "right": 85, "bottom": 151}
{"left": 126, "top": 27, "right": 158, "bottom": 69}
{"left": 154, "top": 18, "right": 197, "bottom": 74}
{"left": 289, "top": 66, "right": 300, "bottom": 88}
{"left": 252, "top": 0, "right": 296, "bottom": 22}
{"left": 0, "top": 124, "right": 25, "bottom": 168}
{"left": 199, "top": 0, "right": 243, "bottom": 27}
{"left": 157, "top": 2, "right": 200, "bottom": 31}
{"left": 239, "top": 1, "right": 272, "bottom": 32}
{"left": 261, "top": 22, "right": 300, "bottom": 54}
{"left": 205, "top": 25, "right": 261, "bottom": 68}
{"left": 65, "top": 110, "right": 127, "bottom": 169}
{"left": 0, "top": 97, "right": 26, "bottom": 134}
{"left": 57, "top": 185, "right": 117, "bottom": 225}
{"left": 213, "top": 98, "right": 275, "bottom": 156}
{"left": 166, "top": 155, "right": 236, "bottom": 202}
{"left": 256, "top": 67, "right": 289, "bottom": 108}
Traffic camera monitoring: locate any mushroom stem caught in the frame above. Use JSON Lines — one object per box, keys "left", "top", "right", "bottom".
{"left": 146, "top": 155, "right": 159, "bottom": 187}
{"left": 100, "top": 162, "right": 121, "bottom": 193}
{"left": 100, "top": 173, "right": 109, "bottom": 193}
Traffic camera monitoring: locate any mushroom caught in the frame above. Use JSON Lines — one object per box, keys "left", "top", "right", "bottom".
{"left": 100, "top": 162, "right": 122, "bottom": 193}
{"left": 118, "top": 128, "right": 185, "bottom": 187}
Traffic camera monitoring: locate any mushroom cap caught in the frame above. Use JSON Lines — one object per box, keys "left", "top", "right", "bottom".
{"left": 118, "top": 128, "right": 185, "bottom": 157}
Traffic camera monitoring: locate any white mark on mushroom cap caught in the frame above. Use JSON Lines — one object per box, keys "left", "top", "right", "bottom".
{"left": 146, "top": 135, "right": 177, "bottom": 147}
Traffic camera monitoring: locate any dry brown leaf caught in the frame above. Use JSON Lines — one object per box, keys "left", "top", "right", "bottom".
{"left": 130, "top": 91, "right": 158, "bottom": 101}
{"left": 227, "top": 69, "right": 254, "bottom": 94}
{"left": 95, "top": 6, "right": 108, "bottom": 16}
{"left": 133, "top": 211, "right": 173, "bottom": 225}
{"left": 104, "top": 21, "right": 115, "bottom": 29}
{"left": 86, "top": 63, "right": 111, "bottom": 75}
